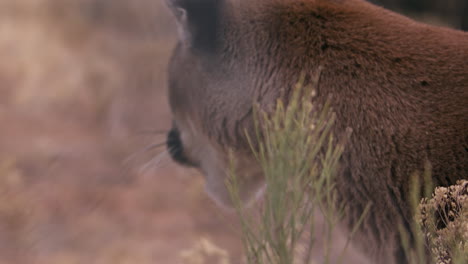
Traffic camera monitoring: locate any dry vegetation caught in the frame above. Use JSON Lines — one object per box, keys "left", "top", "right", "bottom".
{"left": 227, "top": 78, "right": 371, "bottom": 264}
{"left": 417, "top": 180, "right": 468, "bottom": 264}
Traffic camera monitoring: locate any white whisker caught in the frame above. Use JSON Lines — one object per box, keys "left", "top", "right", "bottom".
{"left": 138, "top": 150, "right": 170, "bottom": 175}
{"left": 124, "top": 142, "right": 166, "bottom": 165}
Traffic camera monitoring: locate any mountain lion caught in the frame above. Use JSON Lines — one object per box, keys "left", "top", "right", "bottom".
{"left": 164, "top": 0, "right": 468, "bottom": 262}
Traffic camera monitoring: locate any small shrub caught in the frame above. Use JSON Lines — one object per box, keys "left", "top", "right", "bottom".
{"left": 227, "top": 71, "right": 370, "bottom": 264}
{"left": 417, "top": 180, "right": 468, "bottom": 264}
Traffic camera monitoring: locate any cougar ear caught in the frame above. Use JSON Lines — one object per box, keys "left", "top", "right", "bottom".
{"left": 165, "top": 0, "right": 223, "bottom": 53}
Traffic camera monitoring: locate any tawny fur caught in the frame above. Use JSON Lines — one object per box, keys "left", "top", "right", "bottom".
{"left": 165, "top": 0, "right": 468, "bottom": 263}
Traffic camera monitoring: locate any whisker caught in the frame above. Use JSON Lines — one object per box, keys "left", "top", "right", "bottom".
{"left": 138, "top": 150, "right": 170, "bottom": 175}
{"left": 124, "top": 142, "right": 166, "bottom": 165}
{"left": 135, "top": 129, "right": 168, "bottom": 136}
{"left": 148, "top": 155, "right": 174, "bottom": 174}
{"left": 150, "top": 146, "right": 182, "bottom": 172}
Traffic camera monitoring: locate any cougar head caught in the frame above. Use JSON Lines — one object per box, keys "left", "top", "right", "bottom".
{"left": 164, "top": 0, "right": 267, "bottom": 207}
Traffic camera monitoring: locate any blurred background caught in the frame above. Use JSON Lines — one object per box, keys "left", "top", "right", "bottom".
{"left": 372, "top": 0, "right": 467, "bottom": 30}
{"left": 0, "top": 1, "right": 465, "bottom": 264}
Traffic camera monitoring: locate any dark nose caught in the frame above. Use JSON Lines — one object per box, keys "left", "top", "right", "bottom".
{"left": 166, "top": 128, "right": 195, "bottom": 167}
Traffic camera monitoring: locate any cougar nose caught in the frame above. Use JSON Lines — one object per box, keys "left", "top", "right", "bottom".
{"left": 166, "top": 128, "right": 195, "bottom": 167}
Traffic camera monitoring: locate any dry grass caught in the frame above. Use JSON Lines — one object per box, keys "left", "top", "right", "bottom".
{"left": 227, "top": 76, "right": 371, "bottom": 264}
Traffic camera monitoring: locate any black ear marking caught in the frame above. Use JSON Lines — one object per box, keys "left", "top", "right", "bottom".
{"left": 166, "top": 0, "right": 224, "bottom": 53}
